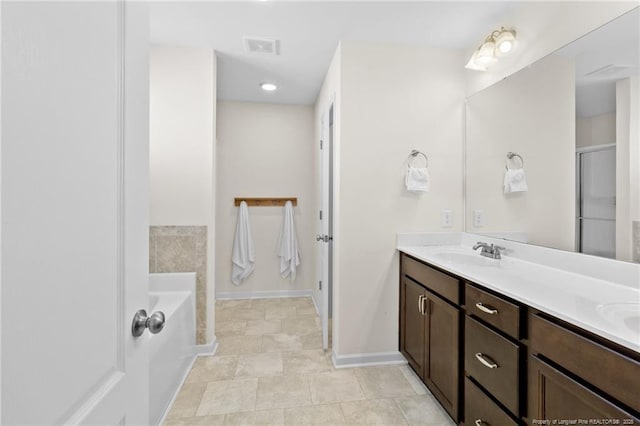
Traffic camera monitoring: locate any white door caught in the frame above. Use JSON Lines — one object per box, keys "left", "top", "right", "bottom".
{"left": 318, "top": 103, "right": 334, "bottom": 350}
{"left": 1, "top": 2, "right": 150, "bottom": 424}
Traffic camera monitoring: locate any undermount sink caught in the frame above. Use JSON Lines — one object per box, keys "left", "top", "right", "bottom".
{"left": 433, "top": 251, "right": 500, "bottom": 267}
{"left": 596, "top": 303, "right": 640, "bottom": 334}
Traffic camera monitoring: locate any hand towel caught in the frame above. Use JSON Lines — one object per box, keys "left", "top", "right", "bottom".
{"left": 277, "top": 201, "right": 300, "bottom": 281}
{"left": 406, "top": 167, "right": 430, "bottom": 192}
{"left": 231, "top": 201, "right": 255, "bottom": 285}
{"left": 504, "top": 168, "right": 528, "bottom": 193}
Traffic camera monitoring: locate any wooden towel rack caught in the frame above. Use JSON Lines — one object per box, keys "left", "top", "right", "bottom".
{"left": 234, "top": 197, "right": 297, "bottom": 207}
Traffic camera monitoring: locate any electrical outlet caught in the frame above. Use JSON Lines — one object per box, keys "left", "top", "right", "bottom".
{"left": 473, "top": 210, "right": 484, "bottom": 227}
{"left": 441, "top": 210, "right": 453, "bottom": 228}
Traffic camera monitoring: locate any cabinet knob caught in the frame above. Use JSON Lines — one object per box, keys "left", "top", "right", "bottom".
{"left": 475, "top": 420, "right": 488, "bottom": 426}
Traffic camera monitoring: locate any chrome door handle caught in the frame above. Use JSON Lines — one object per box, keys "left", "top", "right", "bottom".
{"left": 421, "top": 296, "right": 428, "bottom": 316}
{"left": 316, "top": 234, "right": 324, "bottom": 241}
{"left": 417, "top": 295, "right": 424, "bottom": 314}
{"left": 475, "top": 352, "right": 499, "bottom": 369}
{"left": 132, "top": 309, "right": 166, "bottom": 337}
{"left": 475, "top": 302, "right": 498, "bottom": 315}
{"left": 316, "top": 234, "right": 333, "bottom": 243}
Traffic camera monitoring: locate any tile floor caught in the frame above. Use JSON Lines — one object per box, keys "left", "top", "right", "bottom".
{"left": 164, "top": 297, "right": 455, "bottom": 425}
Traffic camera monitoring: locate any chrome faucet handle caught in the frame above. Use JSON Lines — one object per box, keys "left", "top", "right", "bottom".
{"left": 492, "top": 245, "right": 506, "bottom": 259}
{"left": 473, "top": 241, "right": 489, "bottom": 250}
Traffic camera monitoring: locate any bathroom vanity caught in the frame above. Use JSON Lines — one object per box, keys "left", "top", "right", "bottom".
{"left": 398, "top": 235, "right": 640, "bottom": 426}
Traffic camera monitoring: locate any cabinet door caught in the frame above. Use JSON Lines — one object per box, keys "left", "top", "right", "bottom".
{"left": 400, "top": 277, "right": 426, "bottom": 377}
{"left": 425, "top": 290, "right": 460, "bottom": 422}
{"left": 529, "top": 356, "right": 639, "bottom": 424}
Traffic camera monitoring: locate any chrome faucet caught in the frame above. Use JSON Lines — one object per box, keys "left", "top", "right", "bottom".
{"left": 473, "top": 242, "right": 505, "bottom": 259}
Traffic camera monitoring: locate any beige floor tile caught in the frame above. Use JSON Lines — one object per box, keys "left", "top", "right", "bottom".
{"left": 340, "top": 399, "right": 408, "bottom": 425}
{"left": 282, "top": 297, "right": 315, "bottom": 309}
{"left": 262, "top": 333, "right": 304, "bottom": 352}
{"left": 216, "top": 321, "right": 247, "bottom": 337}
{"left": 216, "top": 336, "right": 263, "bottom": 355}
{"left": 224, "top": 409, "right": 285, "bottom": 425}
{"left": 283, "top": 350, "right": 330, "bottom": 375}
{"left": 236, "top": 352, "right": 284, "bottom": 378}
{"left": 217, "top": 308, "right": 265, "bottom": 322}
{"left": 265, "top": 306, "right": 297, "bottom": 320}
{"left": 245, "top": 319, "right": 282, "bottom": 336}
{"left": 394, "top": 395, "right": 455, "bottom": 425}
{"left": 284, "top": 404, "right": 345, "bottom": 425}
{"left": 308, "top": 370, "right": 365, "bottom": 404}
{"left": 295, "top": 305, "right": 318, "bottom": 317}
{"left": 354, "top": 366, "right": 417, "bottom": 399}
{"left": 281, "top": 317, "right": 320, "bottom": 336}
{"left": 166, "top": 382, "right": 207, "bottom": 419}
{"left": 301, "top": 332, "right": 323, "bottom": 350}
{"left": 217, "top": 299, "right": 252, "bottom": 311}
{"left": 251, "top": 298, "right": 286, "bottom": 311}
{"left": 164, "top": 414, "right": 225, "bottom": 426}
{"left": 196, "top": 378, "right": 258, "bottom": 416}
{"left": 256, "top": 375, "right": 312, "bottom": 410}
{"left": 185, "top": 356, "right": 238, "bottom": 383}
{"left": 399, "top": 365, "right": 427, "bottom": 395}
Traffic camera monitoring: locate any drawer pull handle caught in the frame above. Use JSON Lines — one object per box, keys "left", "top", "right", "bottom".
{"left": 418, "top": 295, "right": 423, "bottom": 314}
{"left": 475, "top": 420, "right": 488, "bottom": 426}
{"left": 475, "top": 352, "right": 499, "bottom": 369}
{"left": 475, "top": 302, "right": 498, "bottom": 315}
{"left": 421, "top": 296, "right": 428, "bottom": 316}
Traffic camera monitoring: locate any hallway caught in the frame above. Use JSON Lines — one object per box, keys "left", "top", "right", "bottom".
{"left": 164, "top": 297, "right": 453, "bottom": 425}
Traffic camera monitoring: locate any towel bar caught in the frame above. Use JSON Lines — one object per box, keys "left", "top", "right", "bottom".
{"left": 408, "top": 150, "right": 429, "bottom": 168}
{"left": 505, "top": 152, "right": 524, "bottom": 170}
{"left": 234, "top": 197, "right": 297, "bottom": 207}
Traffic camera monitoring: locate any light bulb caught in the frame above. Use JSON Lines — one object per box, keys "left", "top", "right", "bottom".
{"left": 260, "top": 83, "right": 278, "bottom": 91}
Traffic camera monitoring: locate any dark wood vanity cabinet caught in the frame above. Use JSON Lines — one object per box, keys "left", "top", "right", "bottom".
{"left": 400, "top": 254, "right": 461, "bottom": 422}
{"left": 399, "top": 252, "right": 640, "bottom": 426}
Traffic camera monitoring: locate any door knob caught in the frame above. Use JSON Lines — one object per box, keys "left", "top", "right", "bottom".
{"left": 131, "top": 309, "right": 166, "bottom": 337}
{"left": 316, "top": 234, "right": 333, "bottom": 243}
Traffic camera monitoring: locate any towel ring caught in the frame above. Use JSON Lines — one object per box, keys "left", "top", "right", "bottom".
{"left": 408, "top": 150, "right": 429, "bottom": 168}
{"left": 505, "top": 152, "right": 524, "bottom": 170}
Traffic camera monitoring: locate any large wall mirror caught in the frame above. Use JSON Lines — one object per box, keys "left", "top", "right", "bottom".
{"left": 465, "top": 7, "right": 639, "bottom": 262}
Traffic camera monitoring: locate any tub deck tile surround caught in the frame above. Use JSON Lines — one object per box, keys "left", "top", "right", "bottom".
{"left": 150, "top": 226, "right": 208, "bottom": 344}
{"left": 165, "top": 297, "right": 454, "bottom": 425}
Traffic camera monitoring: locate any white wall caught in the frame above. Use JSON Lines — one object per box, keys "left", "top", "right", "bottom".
{"left": 616, "top": 76, "right": 640, "bottom": 262}
{"left": 215, "top": 101, "right": 315, "bottom": 296}
{"left": 333, "top": 41, "right": 465, "bottom": 358}
{"left": 466, "top": 55, "right": 576, "bottom": 251}
{"left": 466, "top": 2, "right": 638, "bottom": 96}
{"left": 576, "top": 112, "right": 616, "bottom": 149}
{"left": 149, "top": 47, "right": 217, "bottom": 342}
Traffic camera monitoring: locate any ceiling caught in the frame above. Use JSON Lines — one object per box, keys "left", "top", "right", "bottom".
{"left": 149, "top": 1, "right": 513, "bottom": 105}
{"left": 553, "top": 7, "right": 639, "bottom": 117}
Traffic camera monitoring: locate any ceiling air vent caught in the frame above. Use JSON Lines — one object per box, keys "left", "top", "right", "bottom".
{"left": 243, "top": 37, "right": 279, "bottom": 55}
{"left": 584, "top": 64, "right": 632, "bottom": 79}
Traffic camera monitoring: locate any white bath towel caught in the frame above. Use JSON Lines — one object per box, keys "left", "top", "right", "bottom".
{"left": 504, "top": 168, "right": 528, "bottom": 193}
{"left": 406, "top": 167, "right": 430, "bottom": 192}
{"left": 231, "top": 201, "right": 255, "bottom": 285}
{"left": 277, "top": 201, "right": 300, "bottom": 281}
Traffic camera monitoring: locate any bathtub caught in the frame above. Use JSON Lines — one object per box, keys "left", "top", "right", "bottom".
{"left": 149, "top": 272, "right": 197, "bottom": 426}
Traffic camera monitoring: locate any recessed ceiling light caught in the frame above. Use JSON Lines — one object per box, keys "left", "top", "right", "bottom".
{"left": 260, "top": 82, "right": 278, "bottom": 92}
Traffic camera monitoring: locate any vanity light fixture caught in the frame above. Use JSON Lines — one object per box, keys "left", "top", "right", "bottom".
{"left": 260, "top": 82, "right": 278, "bottom": 91}
{"left": 465, "top": 27, "right": 517, "bottom": 71}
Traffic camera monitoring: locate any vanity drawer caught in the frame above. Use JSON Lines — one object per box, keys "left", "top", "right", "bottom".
{"left": 401, "top": 254, "right": 460, "bottom": 304}
{"left": 530, "top": 314, "right": 640, "bottom": 413}
{"left": 465, "top": 316, "right": 520, "bottom": 415}
{"left": 465, "top": 284, "right": 520, "bottom": 339}
{"left": 465, "top": 377, "right": 517, "bottom": 426}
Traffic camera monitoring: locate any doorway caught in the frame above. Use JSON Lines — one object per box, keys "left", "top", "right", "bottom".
{"left": 576, "top": 144, "right": 616, "bottom": 258}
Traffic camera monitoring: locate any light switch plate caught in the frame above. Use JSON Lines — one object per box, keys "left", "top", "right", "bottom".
{"left": 441, "top": 210, "right": 453, "bottom": 228}
{"left": 473, "top": 210, "right": 484, "bottom": 227}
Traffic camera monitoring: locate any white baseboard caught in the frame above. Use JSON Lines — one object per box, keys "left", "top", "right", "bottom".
{"left": 311, "top": 292, "right": 320, "bottom": 316}
{"left": 331, "top": 351, "right": 408, "bottom": 369}
{"left": 216, "top": 289, "right": 313, "bottom": 300}
{"left": 196, "top": 337, "right": 218, "bottom": 356}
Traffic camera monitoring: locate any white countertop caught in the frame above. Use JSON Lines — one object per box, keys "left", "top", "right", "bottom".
{"left": 397, "top": 234, "right": 640, "bottom": 354}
